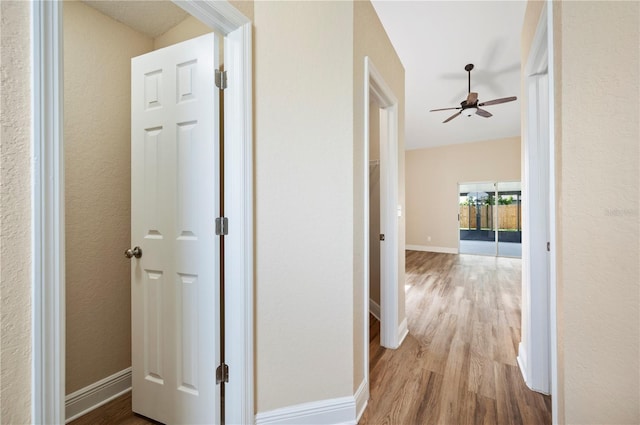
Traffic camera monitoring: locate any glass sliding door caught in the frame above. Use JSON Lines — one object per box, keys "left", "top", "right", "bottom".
{"left": 497, "top": 181, "right": 522, "bottom": 257}
{"left": 459, "top": 181, "right": 522, "bottom": 258}
{"left": 459, "top": 182, "right": 497, "bottom": 256}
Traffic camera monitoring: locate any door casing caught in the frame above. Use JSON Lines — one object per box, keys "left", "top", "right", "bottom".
{"left": 519, "top": 2, "right": 558, "bottom": 424}
{"left": 31, "top": 2, "right": 253, "bottom": 424}
{"left": 360, "top": 57, "right": 403, "bottom": 420}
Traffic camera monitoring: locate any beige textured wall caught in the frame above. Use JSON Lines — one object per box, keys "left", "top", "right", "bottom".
{"left": 0, "top": 1, "right": 32, "bottom": 423}
{"left": 405, "top": 137, "right": 520, "bottom": 251}
{"left": 230, "top": 0, "right": 254, "bottom": 22}
{"left": 554, "top": 2, "right": 640, "bottom": 423}
{"left": 353, "top": 0, "right": 405, "bottom": 390}
{"left": 3, "top": 0, "right": 637, "bottom": 422}
{"left": 253, "top": 1, "right": 355, "bottom": 412}
{"left": 523, "top": 1, "right": 640, "bottom": 422}
{"left": 64, "top": 1, "right": 153, "bottom": 393}
{"left": 369, "top": 103, "right": 381, "bottom": 306}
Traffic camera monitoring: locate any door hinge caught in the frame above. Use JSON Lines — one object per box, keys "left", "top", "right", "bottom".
{"left": 216, "top": 363, "right": 229, "bottom": 384}
{"left": 215, "top": 69, "right": 227, "bottom": 90}
{"left": 547, "top": 241, "right": 551, "bottom": 252}
{"left": 215, "top": 217, "right": 228, "bottom": 235}
{"left": 379, "top": 234, "right": 385, "bottom": 241}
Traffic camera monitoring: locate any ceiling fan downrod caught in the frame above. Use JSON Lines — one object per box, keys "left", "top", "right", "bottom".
{"left": 465, "top": 63, "right": 474, "bottom": 95}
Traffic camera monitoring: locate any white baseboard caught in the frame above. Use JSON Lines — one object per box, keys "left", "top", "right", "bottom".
{"left": 405, "top": 244, "right": 458, "bottom": 254}
{"left": 256, "top": 396, "right": 356, "bottom": 425}
{"left": 517, "top": 342, "right": 528, "bottom": 387}
{"left": 369, "top": 299, "right": 381, "bottom": 321}
{"left": 354, "top": 379, "right": 368, "bottom": 422}
{"left": 404, "top": 245, "right": 458, "bottom": 254}
{"left": 516, "top": 353, "right": 529, "bottom": 390}
{"left": 398, "top": 318, "right": 409, "bottom": 346}
{"left": 65, "top": 367, "right": 132, "bottom": 423}
{"left": 517, "top": 342, "right": 550, "bottom": 396}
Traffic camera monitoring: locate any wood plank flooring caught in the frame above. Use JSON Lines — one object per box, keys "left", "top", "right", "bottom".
{"left": 72, "top": 251, "right": 549, "bottom": 425}
{"left": 359, "top": 251, "right": 551, "bottom": 425}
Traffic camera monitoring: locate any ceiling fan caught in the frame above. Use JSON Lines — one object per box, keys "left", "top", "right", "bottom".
{"left": 430, "top": 64, "right": 517, "bottom": 123}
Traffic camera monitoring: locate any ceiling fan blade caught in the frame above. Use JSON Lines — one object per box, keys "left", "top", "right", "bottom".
{"left": 430, "top": 106, "right": 462, "bottom": 112}
{"left": 466, "top": 92, "right": 478, "bottom": 105}
{"left": 443, "top": 111, "right": 462, "bottom": 123}
{"left": 476, "top": 108, "right": 493, "bottom": 118}
{"left": 478, "top": 96, "right": 517, "bottom": 107}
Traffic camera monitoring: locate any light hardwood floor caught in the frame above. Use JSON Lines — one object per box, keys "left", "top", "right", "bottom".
{"left": 359, "top": 250, "right": 551, "bottom": 425}
{"left": 72, "top": 250, "right": 549, "bottom": 424}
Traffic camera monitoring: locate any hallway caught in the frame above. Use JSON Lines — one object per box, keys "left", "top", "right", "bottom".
{"left": 360, "top": 251, "right": 551, "bottom": 424}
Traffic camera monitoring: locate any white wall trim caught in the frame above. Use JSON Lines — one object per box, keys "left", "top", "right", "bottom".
{"left": 362, "top": 61, "right": 372, "bottom": 419}
{"left": 354, "top": 380, "right": 368, "bottom": 422}
{"left": 220, "top": 16, "right": 255, "bottom": 425}
{"left": 518, "top": 0, "right": 559, "bottom": 424}
{"left": 365, "top": 57, "right": 400, "bottom": 351}
{"left": 546, "top": 3, "right": 559, "bottom": 423}
{"left": 363, "top": 57, "right": 402, "bottom": 412}
{"left": 32, "top": 2, "right": 253, "bottom": 424}
{"left": 406, "top": 245, "right": 458, "bottom": 254}
{"left": 369, "top": 299, "right": 381, "bottom": 321}
{"left": 397, "top": 318, "right": 408, "bottom": 347}
{"left": 517, "top": 342, "right": 529, "bottom": 386}
{"left": 31, "top": 1, "right": 65, "bottom": 423}
{"left": 518, "top": 3, "right": 555, "bottom": 400}
{"left": 255, "top": 397, "right": 356, "bottom": 425}
{"left": 517, "top": 344, "right": 550, "bottom": 396}
{"left": 65, "top": 368, "right": 131, "bottom": 423}
{"left": 175, "top": 0, "right": 249, "bottom": 33}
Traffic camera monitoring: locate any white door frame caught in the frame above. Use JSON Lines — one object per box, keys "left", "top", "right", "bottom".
{"left": 31, "top": 2, "right": 253, "bottom": 424}
{"left": 519, "top": 2, "right": 558, "bottom": 423}
{"left": 362, "top": 57, "right": 400, "bottom": 413}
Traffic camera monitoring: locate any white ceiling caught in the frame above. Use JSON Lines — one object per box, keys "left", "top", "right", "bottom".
{"left": 371, "top": 1, "right": 527, "bottom": 150}
{"left": 82, "top": 1, "right": 188, "bottom": 38}
{"left": 82, "top": 1, "right": 524, "bottom": 151}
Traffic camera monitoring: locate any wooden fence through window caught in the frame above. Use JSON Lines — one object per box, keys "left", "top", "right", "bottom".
{"left": 459, "top": 205, "right": 522, "bottom": 230}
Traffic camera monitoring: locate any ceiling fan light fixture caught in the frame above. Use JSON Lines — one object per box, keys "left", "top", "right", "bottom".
{"left": 429, "top": 64, "right": 517, "bottom": 124}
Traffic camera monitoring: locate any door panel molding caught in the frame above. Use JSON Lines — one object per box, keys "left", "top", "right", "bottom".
{"left": 31, "top": 2, "right": 253, "bottom": 424}
{"left": 131, "top": 33, "right": 220, "bottom": 424}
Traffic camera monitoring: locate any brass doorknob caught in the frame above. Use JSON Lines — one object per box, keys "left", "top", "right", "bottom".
{"left": 125, "top": 246, "right": 142, "bottom": 259}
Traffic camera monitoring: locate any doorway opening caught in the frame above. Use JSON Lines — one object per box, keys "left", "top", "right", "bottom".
{"left": 63, "top": 7, "right": 224, "bottom": 424}
{"left": 458, "top": 181, "right": 522, "bottom": 257}
{"left": 368, "top": 102, "right": 383, "bottom": 372}
{"left": 31, "top": 2, "right": 253, "bottom": 424}
{"left": 361, "top": 57, "right": 401, "bottom": 418}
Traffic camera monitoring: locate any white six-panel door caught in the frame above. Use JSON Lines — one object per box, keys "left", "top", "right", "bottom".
{"left": 130, "top": 33, "right": 220, "bottom": 425}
